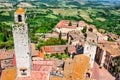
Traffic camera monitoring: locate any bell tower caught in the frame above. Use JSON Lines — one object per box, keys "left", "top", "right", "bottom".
{"left": 84, "top": 32, "right": 98, "bottom": 68}
{"left": 12, "top": 7, "right": 32, "bottom": 77}
{"left": 14, "top": 7, "right": 26, "bottom": 23}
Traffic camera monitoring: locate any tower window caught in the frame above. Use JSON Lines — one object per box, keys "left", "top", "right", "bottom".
{"left": 86, "top": 72, "right": 91, "bottom": 77}
{"left": 20, "top": 68, "right": 27, "bottom": 75}
{"left": 18, "top": 15, "right": 22, "bottom": 22}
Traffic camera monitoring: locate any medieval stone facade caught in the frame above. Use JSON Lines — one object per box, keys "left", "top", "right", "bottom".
{"left": 12, "top": 7, "right": 32, "bottom": 77}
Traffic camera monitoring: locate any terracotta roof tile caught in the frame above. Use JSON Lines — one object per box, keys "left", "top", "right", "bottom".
{"left": 98, "top": 42, "right": 120, "bottom": 57}
{"left": 17, "top": 60, "right": 54, "bottom": 80}
{"left": 92, "top": 62, "right": 115, "bottom": 80}
{"left": 63, "top": 54, "right": 90, "bottom": 80}
{"left": 50, "top": 54, "right": 90, "bottom": 80}
{"left": 56, "top": 20, "right": 77, "bottom": 29}
{"left": 42, "top": 45, "right": 76, "bottom": 54}
{"left": 38, "top": 51, "right": 44, "bottom": 58}
{"left": 72, "top": 54, "right": 90, "bottom": 80}
{"left": 32, "top": 60, "right": 54, "bottom": 66}
{"left": 0, "top": 49, "right": 14, "bottom": 60}
{"left": 15, "top": 7, "right": 25, "bottom": 14}
{"left": 1, "top": 59, "right": 13, "bottom": 69}
{"left": 68, "top": 30, "right": 84, "bottom": 39}
{"left": 1, "top": 67, "right": 17, "bottom": 80}
{"left": 30, "top": 43, "right": 39, "bottom": 56}
{"left": 78, "top": 21, "right": 87, "bottom": 27}
{"left": 50, "top": 75, "right": 63, "bottom": 80}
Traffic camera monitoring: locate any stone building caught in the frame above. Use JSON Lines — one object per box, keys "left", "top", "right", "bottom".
{"left": 54, "top": 20, "right": 85, "bottom": 34}
{"left": 53, "top": 20, "right": 86, "bottom": 40}
{"left": 96, "top": 41, "right": 120, "bottom": 78}
{"left": 50, "top": 54, "right": 93, "bottom": 80}
{"left": 0, "top": 49, "right": 15, "bottom": 70}
{"left": 84, "top": 32, "right": 98, "bottom": 68}
{"left": 67, "top": 30, "right": 85, "bottom": 45}
{"left": 12, "top": 7, "right": 32, "bottom": 77}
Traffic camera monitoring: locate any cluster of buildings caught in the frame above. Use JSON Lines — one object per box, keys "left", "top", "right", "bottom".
{"left": 0, "top": 7, "right": 120, "bottom": 80}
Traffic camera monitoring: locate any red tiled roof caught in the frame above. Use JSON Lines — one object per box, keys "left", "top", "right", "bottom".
{"left": 31, "top": 43, "right": 36, "bottom": 50}
{"left": 1, "top": 67, "right": 17, "bottom": 80}
{"left": 0, "top": 43, "right": 38, "bottom": 60}
{"left": 32, "top": 64, "right": 53, "bottom": 73}
{"left": 42, "top": 45, "right": 76, "bottom": 54}
{"left": 32, "top": 60, "right": 54, "bottom": 66}
{"left": 17, "top": 71, "right": 49, "bottom": 80}
{"left": 92, "top": 62, "right": 115, "bottom": 80}
{"left": 68, "top": 30, "right": 85, "bottom": 41}
{"left": 97, "top": 40, "right": 120, "bottom": 57}
{"left": 31, "top": 43, "right": 39, "bottom": 56}
{"left": 50, "top": 75, "right": 63, "bottom": 80}
{"left": 0, "top": 49, "right": 14, "bottom": 60}
{"left": 38, "top": 51, "right": 44, "bottom": 58}
{"left": 98, "top": 43, "right": 120, "bottom": 57}
{"left": 98, "top": 40, "right": 117, "bottom": 45}
{"left": 72, "top": 54, "right": 90, "bottom": 80}
{"left": 1, "top": 59, "right": 14, "bottom": 69}
{"left": 58, "top": 54, "right": 90, "bottom": 80}
{"left": 17, "top": 60, "right": 54, "bottom": 80}
{"left": 78, "top": 21, "right": 87, "bottom": 27}
{"left": 56, "top": 20, "right": 77, "bottom": 29}
{"left": 0, "top": 49, "right": 15, "bottom": 69}
{"left": 15, "top": 7, "right": 25, "bottom": 14}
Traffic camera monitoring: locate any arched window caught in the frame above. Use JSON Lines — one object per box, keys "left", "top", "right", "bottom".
{"left": 86, "top": 72, "right": 91, "bottom": 77}
{"left": 18, "top": 15, "right": 22, "bottom": 22}
{"left": 20, "top": 68, "right": 27, "bottom": 75}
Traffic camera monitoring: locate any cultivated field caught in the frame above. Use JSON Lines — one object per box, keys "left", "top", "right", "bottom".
{"left": 96, "top": 17, "right": 106, "bottom": 21}
{"left": 52, "top": 9, "right": 78, "bottom": 16}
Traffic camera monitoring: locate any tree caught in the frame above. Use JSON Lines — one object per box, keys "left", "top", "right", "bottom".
{"left": 81, "top": 26, "right": 87, "bottom": 33}
{"left": 36, "top": 38, "right": 67, "bottom": 50}
{"left": 68, "top": 21, "right": 72, "bottom": 26}
{"left": 3, "top": 36, "right": 7, "bottom": 42}
{"left": 77, "top": 24, "right": 79, "bottom": 27}
{"left": 59, "top": 31, "right": 62, "bottom": 40}
{"left": 5, "top": 41, "right": 14, "bottom": 49}
{"left": 0, "top": 42, "right": 5, "bottom": 49}
{"left": 45, "top": 38, "right": 61, "bottom": 45}
{"left": 31, "top": 36, "right": 39, "bottom": 43}
{"left": 65, "top": 47, "right": 68, "bottom": 54}
{"left": 108, "top": 37, "right": 115, "bottom": 42}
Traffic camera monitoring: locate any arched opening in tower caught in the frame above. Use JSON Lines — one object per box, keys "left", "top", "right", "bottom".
{"left": 18, "top": 15, "right": 22, "bottom": 22}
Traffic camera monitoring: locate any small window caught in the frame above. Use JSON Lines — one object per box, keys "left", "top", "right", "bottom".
{"left": 89, "top": 54, "right": 91, "bottom": 57}
{"left": 20, "top": 68, "right": 27, "bottom": 75}
{"left": 21, "top": 72, "right": 27, "bottom": 75}
{"left": 18, "top": 15, "right": 22, "bottom": 22}
{"left": 27, "top": 52, "right": 29, "bottom": 55}
{"left": 86, "top": 73, "right": 91, "bottom": 77}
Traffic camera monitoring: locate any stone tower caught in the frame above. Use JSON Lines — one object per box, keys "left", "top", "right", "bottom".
{"left": 84, "top": 32, "right": 98, "bottom": 68}
{"left": 12, "top": 7, "right": 32, "bottom": 77}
